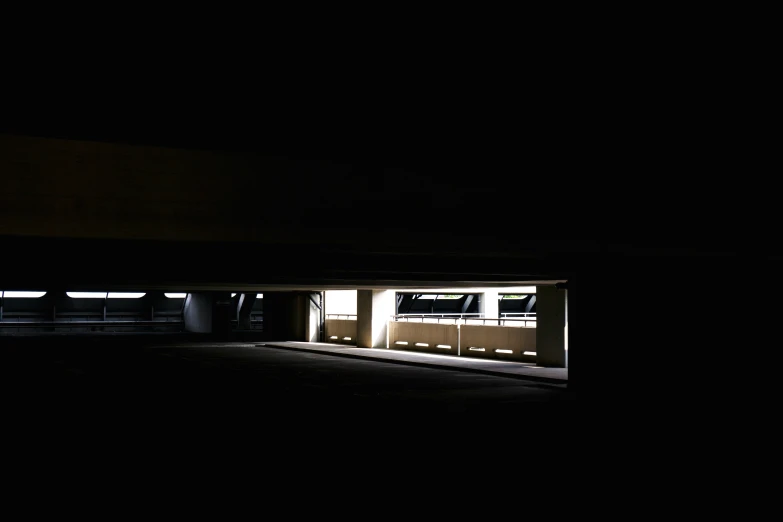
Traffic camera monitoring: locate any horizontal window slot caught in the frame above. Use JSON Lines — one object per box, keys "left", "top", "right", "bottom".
{"left": 468, "top": 347, "right": 485, "bottom": 352}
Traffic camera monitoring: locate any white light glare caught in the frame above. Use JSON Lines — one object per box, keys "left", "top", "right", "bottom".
{"left": 165, "top": 293, "right": 187, "bottom": 298}
{"left": 523, "top": 351, "right": 537, "bottom": 356}
{"left": 67, "top": 292, "right": 107, "bottom": 299}
{"left": 2, "top": 291, "right": 47, "bottom": 298}
{"left": 495, "top": 349, "right": 513, "bottom": 354}
{"left": 415, "top": 343, "right": 428, "bottom": 347}
{"left": 107, "top": 293, "right": 146, "bottom": 299}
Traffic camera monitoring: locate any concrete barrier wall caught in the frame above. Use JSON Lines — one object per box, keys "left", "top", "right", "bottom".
{"left": 388, "top": 321, "right": 459, "bottom": 356}
{"left": 325, "top": 319, "right": 357, "bottom": 345}
{"left": 388, "top": 321, "right": 537, "bottom": 363}
{"left": 460, "top": 324, "right": 536, "bottom": 363}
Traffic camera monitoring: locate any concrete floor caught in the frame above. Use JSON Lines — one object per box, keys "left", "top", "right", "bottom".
{"left": 1, "top": 334, "right": 574, "bottom": 432}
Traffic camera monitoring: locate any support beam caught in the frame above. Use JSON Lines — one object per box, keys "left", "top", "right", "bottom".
{"left": 236, "top": 293, "right": 257, "bottom": 330}
{"left": 461, "top": 295, "right": 475, "bottom": 314}
{"left": 356, "top": 290, "right": 395, "bottom": 348}
{"left": 536, "top": 285, "right": 567, "bottom": 367}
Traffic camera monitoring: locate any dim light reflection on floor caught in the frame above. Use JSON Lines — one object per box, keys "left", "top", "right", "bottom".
{"left": 299, "top": 341, "right": 542, "bottom": 367}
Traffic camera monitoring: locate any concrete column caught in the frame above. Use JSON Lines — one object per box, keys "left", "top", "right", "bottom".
{"left": 356, "top": 290, "right": 395, "bottom": 348}
{"left": 536, "top": 285, "right": 567, "bottom": 367}
{"left": 263, "top": 292, "right": 306, "bottom": 341}
{"left": 236, "top": 293, "right": 257, "bottom": 330}
{"left": 479, "top": 290, "right": 499, "bottom": 321}
{"left": 183, "top": 292, "right": 232, "bottom": 336}
{"left": 264, "top": 292, "right": 320, "bottom": 342}
{"left": 305, "top": 293, "right": 321, "bottom": 343}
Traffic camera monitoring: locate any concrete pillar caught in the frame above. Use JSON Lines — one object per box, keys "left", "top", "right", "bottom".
{"left": 536, "top": 285, "right": 567, "bottom": 367}
{"left": 356, "top": 290, "right": 395, "bottom": 348}
{"left": 236, "top": 293, "right": 257, "bottom": 330}
{"left": 264, "top": 292, "right": 320, "bottom": 342}
{"left": 479, "top": 290, "right": 499, "bottom": 321}
{"left": 183, "top": 292, "right": 232, "bottom": 336}
{"left": 305, "top": 293, "right": 321, "bottom": 343}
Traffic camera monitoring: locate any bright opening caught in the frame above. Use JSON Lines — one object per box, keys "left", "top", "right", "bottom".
{"left": 395, "top": 341, "right": 409, "bottom": 345}
{"left": 232, "top": 293, "right": 236, "bottom": 297}
{"left": 436, "top": 344, "right": 451, "bottom": 349}
{"left": 330, "top": 336, "right": 339, "bottom": 340}
{"left": 165, "top": 293, "right": 186, "bottom": 298}
{"left": 107, "top": 292, "right": 146, "bottom": 299}
{"left": 2, "top": 291, "right": 47, "bottom": 298}
{"left": 415, "top": 342, "right": 428, "bottom": 347}
{"left": 343, "top": 337, "right": 352, "bottom": 341}
{"left": 438, "top": 295, "right": 463, "bottom": 299}
{"left": 325, "top": 290, "right": 357, "bottom": 316}
{"left": 523, "top": 351, "right": 537, "bottom": 356}
{"left": 67, "top": 292, "right": 107, "bottom": 299}
{"left": 468, "top": 347, "right": 485, "bottom": 352}
{"left": 257, "top": 294, "right": 263, "bottom": 298}
{"left": 495, "top": 349, "right": 513, "bottom": 354}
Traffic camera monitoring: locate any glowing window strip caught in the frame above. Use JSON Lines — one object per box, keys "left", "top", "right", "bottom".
{"left": 67, "top": 292, "right": 108, "bottom": 299}
{"left": 415, "top": 343, "right": 429, "bottom": 347}
{"left": 495, "top": 349, "right": 513, "bottom": 354}
{"left": 468, "top": 347, "right": 485, "bottom": 352}
{"left": 436, "top": 344, "right": 451, "bottom": 349}
{"left": 107, "top": 292, "right": 146, "bottom": 299}
{"left": 165, "top": 293, "right": 186, "bottom": 298}
{"left": 523, "top": 351, "right": 537, "bottom": 356}
{"left": 395, "top": 341, "right": 409, "bottom": 345}
{"left": 343, "top": 337, "right": 352, "bottom": 341}
{"left": 2, "top": 291, "right": 47, "bottom": 298}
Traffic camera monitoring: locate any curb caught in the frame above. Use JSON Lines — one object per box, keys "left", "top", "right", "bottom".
{"left": 258, "top": 343, "right": 568, "bottom": 387}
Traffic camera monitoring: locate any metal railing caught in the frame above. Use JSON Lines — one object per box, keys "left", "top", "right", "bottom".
{"left": 326, "top": 314, "right": 357, "bottom": 320}
{"left": 393, "top": 314, "right": 536, "bottom": 327}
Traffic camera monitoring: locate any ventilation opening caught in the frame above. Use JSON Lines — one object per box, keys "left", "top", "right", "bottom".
{"left": 395, "top": 341, "right": 409, "bottom": 346}
{"left": 495, "top": 349, "right": 513, "bottom": 354}
{"left": 343, "top": 337, "right": 352, "bottom": 341}
{"left": 415, "top": 342, "right": 428, "bottom": 347}
{"left": 165, "top": 293, "right": 186, "bottom": 298}
{"left": 524, "top": 351, "right": 537, "bottom": 356}
{"left": 468, "top": 347, "right": 485, "bottom": 352}
{"left": 330, "top": 336, "right": 339, "bottom": 340}
{"left": 436, "top": 344, "right": 451, "bottom": 349}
